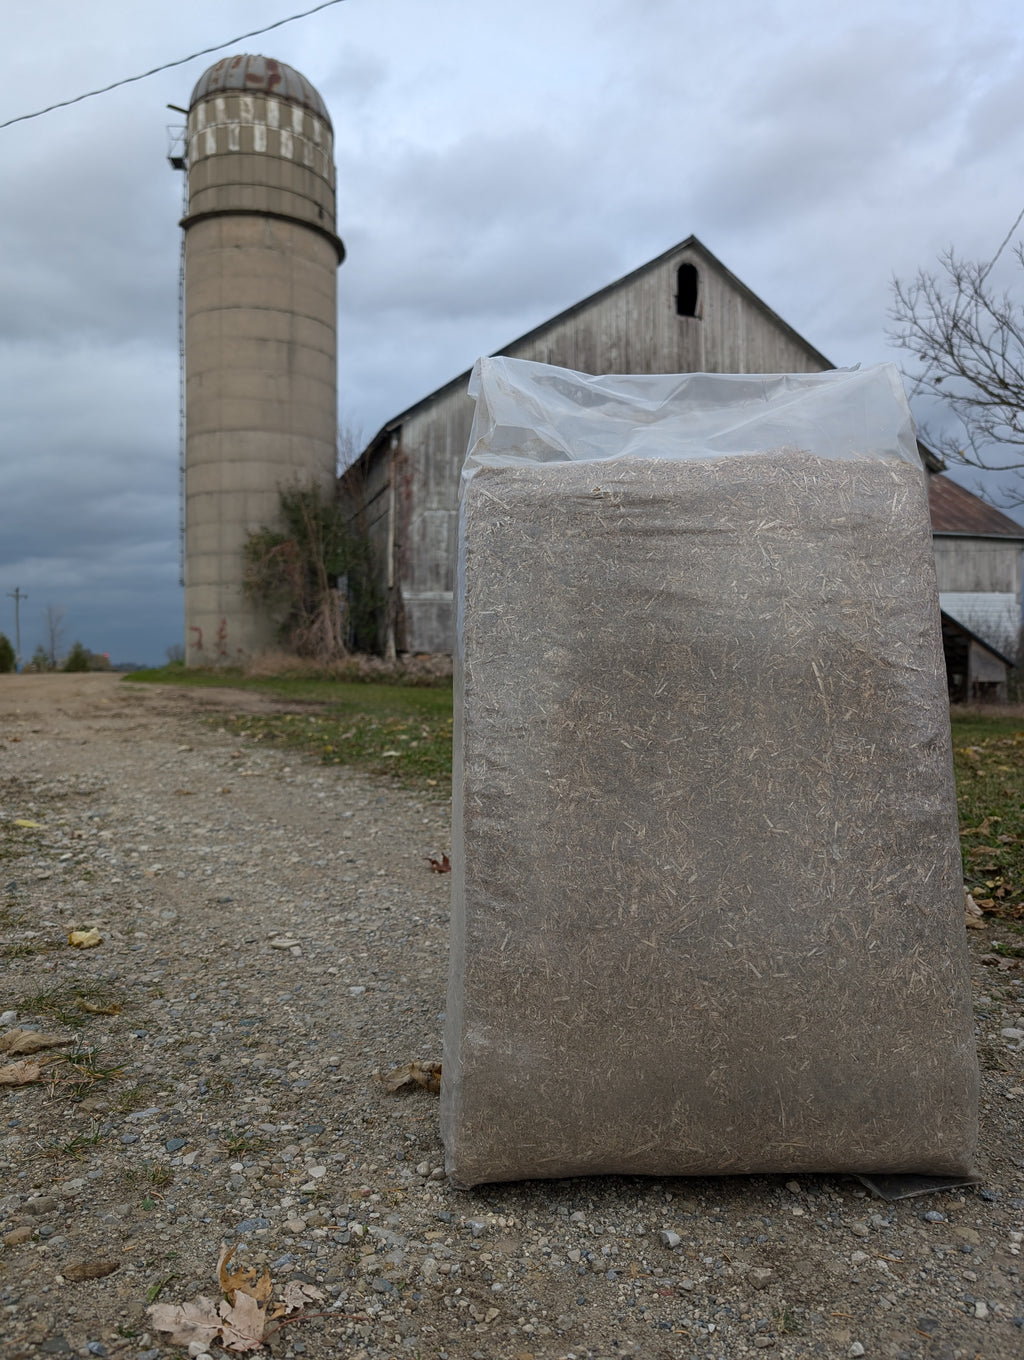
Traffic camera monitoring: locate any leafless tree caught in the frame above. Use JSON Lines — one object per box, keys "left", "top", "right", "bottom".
{"left": 889, "top": 239, "right": 1024, "bottom": 501}
{"left": 336, "top": 419, "right": 365, "bottom": 476}
{"left": 45, "top": 604, "right": 66, "bottom": 667}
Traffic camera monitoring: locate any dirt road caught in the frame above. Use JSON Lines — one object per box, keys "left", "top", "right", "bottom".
{"left": 1, "top": 673, "right": 1022, "bottom": 1360}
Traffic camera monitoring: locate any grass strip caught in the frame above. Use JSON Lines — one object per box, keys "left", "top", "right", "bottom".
{"left": 127, "top": 671, "right": 1024, "bottom": 911}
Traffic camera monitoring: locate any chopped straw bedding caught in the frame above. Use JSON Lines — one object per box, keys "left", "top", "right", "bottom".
{"left": 443, "top": 450, "right": 978, "bottom": 1187}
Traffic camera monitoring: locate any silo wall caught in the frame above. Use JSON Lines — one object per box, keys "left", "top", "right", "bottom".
{"left": 182, "top": 68, "right": 341, "bottom": 665}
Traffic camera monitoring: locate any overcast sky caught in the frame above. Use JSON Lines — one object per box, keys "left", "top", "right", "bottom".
{"left": 2, "top": 0, "right": 1023, "bottom": 665}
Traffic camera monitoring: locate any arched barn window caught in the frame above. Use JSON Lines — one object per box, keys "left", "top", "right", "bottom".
{"left": 675, "top": 262, "right": 700, "bottom": 317}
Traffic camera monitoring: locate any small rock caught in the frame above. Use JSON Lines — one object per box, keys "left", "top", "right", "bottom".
{"left": 748, "top": 1268, "right": 774, "bottom": 1289}
{"left": 954, "top": 1227, "right": 982, "bottom": 1245}
{"left": 165, "top": 1138, "right": 186, "bottom": 1153}
{"left": 465, "top": 1218, "right": 488, "bottom": 1237}
{"left": 974, "top": 1301, "right": 990, "bottom": 1319}
{"left": 348, "top": 986, "right": 366, "bottom": 997}
{"left": 421, "top": 1257, "right": 439, "bottom": 1284}
{"left": 659, "top": 1230, "right": 681, "bottom": 1249}
{"left": 1001, "top": 1028, "right": 1024, "bottom": 1041}
{"left": 24, "top": 1196, "right": 59, "bottom": 1216}
{"left": 923, "top": 1210, "right": 946, "bottom": 1223}
{"left": 849, "top": 1345, "right": 866, "bottom": 1358}
{"left": 850, "top": 1222, "right": 870, "bottom": 1238}
{"left": 415, "top": 1162, "right": 430, "bottom": 1177}
{"left": 3, "top": 1227, "right": 33, "bottom": 1246}
{"left": 284, "top": 1217, "right": 307, "bottom": 1235}
{"left": 785, "top": 1180, "right": 801, "bottom": 1194}
{"left": 269, "top": 937, "right": 299, "bottom": 950}
{"left": 752, "top": 1338, "right": 775, "bottom": 1350}
{"left": 0, "top": 1010, "right": 17, "bottom": 1027}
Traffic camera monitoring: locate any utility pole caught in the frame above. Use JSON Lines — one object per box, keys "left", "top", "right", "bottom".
{"left": 7, "top": 587, "right": 26, "bottom": 672}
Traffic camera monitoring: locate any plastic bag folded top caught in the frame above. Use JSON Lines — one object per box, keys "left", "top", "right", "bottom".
{"left": 463, "top": 357, "right": 921, "bottom": 478}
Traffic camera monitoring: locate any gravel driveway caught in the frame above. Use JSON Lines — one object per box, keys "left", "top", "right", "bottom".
{"left": 1, "top": 672, "right": 1022, "bottom": 1360}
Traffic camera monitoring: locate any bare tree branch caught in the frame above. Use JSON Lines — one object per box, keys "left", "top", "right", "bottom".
{"left": 45, "top": 604, "right": 66, "bottom": 668}
{"left": 889, "top": 244, "right": 1024, "bottom": 502}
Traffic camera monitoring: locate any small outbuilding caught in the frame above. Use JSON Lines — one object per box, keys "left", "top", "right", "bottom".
{"left": 929, "top": 474, "right": 1024, "bottom": 697}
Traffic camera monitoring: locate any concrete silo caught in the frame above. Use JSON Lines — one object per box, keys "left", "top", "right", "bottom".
{"left": 181, "top": 54, "right": 343, "bottom": 665}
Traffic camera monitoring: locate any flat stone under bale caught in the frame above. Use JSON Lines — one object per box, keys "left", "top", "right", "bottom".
{"left": 444, "top": 449, "right": 978, "bottom": 1187}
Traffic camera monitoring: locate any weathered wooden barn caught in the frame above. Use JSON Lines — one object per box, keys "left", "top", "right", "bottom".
{"left": 341, "top": 234, "right": 1021, "bottom": 689}
{"left": 342, "top": 236, "right": 842, "bottom": 655}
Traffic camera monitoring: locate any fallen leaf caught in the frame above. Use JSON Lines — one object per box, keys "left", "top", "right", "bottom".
{"left": 64, "top": 1260, "right": 120, "bottom": 1281}
{"left": 173, "top": 789, "right": 196, "bottom": 796}
{"left": 965, "top": 893, "right": 983, "bottom": 918}
{"left": 960, "top": 815, "right": 1000, "bottom": 836}
{"left": 76, "top": 998, "right": 120, "bottom": 1016}
{"left": 966, "top": 916, "right": 988, "bottom": 930}
{"left": 149, "top": 1297, "right": 223, "bottom": 1349}
{"left": 384, "top": 1060, "right": 442, "bottom": 1095}
{"left": 218, "top": 1242, "right": 272, "bottom": 1304}
{"left": 217, "top": 1290, "right": 267, "bottom": 1352}
{"left": 68, "top": 928, "right": 102, "bottom": 948}
{"left": 273, "top": 1280, "right": 325, "bottom": 1316}
{"left": 0, "top": 1029, "right": 72, "bottom": 1056}
{"left": 13, "top": 818, "right": 42, "bottom": 829}
{"left": 427, "top": 853, "right": 451, "bottom": 873}
{"left": 0, "top": 1060, "right": 43, "bottom": 1086}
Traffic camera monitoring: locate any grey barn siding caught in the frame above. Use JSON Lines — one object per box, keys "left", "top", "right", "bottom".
{"left": 932, "top": 539, "right": 1023, "bottom": 598}
{"left": 344, "top": 236, "right": 835, "bottom": 655}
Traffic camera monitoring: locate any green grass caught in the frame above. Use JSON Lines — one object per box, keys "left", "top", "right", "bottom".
{"left": 127, "top": 666, "right": 453, "bottom": 790}
{"left": 16, "top": 979, "right": 128, "bottom": 1029}
{"left": 951, "top": 709, "right": 1024, "bottom": 927}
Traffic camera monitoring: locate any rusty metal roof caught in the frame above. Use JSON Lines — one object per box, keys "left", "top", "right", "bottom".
{"left": 928, "top": 474, "right": 1024, "bottom": 538}
{"left": 189, "top": 55, "right": 331, "bottom": 127}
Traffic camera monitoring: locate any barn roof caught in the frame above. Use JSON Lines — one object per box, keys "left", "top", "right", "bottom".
{"left": 940, "top": 610, "right": 1017, "bottom": 668}
{"left": 929, "top": 475, "right": 1024, "bottom": 538}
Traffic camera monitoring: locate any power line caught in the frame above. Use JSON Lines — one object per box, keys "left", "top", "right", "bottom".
{"left": 980, "top": 202, "right": 1024, "bottom": 283}
{"left": 0, "top": 0, "right": 349, "bottom": 131}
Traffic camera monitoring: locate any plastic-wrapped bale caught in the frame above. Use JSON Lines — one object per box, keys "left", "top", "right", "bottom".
{"left": 442, "top": 357, "right": 978, "bottom": 1189}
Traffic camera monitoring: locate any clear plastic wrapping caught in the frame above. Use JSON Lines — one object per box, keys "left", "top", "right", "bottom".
{"left": 443, "top": 358, "right": 978, "bottom": 1188}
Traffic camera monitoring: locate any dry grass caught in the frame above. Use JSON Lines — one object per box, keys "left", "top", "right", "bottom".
{"left": 446, "top": 451, "right": 976, "bottom": 1186}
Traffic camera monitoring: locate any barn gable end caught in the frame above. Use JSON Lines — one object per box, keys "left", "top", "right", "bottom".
{"left": 342, "top": 236, "right": 845, "bottom": 656}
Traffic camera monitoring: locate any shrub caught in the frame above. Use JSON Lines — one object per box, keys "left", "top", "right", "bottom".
{"left": 244, "top": 481, "right": 382, "bottom": 662}
{"left": 0, "top": 633, "right": 14, "bottom": 673}
{"left": 63, "top": 641, "right": 91, "bottom": 672}
{"left": 26, "top": 645, "right": 53, "bottom": 673}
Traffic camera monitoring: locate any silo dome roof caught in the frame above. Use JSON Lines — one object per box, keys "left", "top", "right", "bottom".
{"left": 189, "top": 54, "right": 332, "bottom": 127}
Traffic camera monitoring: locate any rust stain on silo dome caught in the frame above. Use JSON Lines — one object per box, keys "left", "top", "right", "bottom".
{"left": 188, "top": 53, "right": 332, "bottom": 128}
